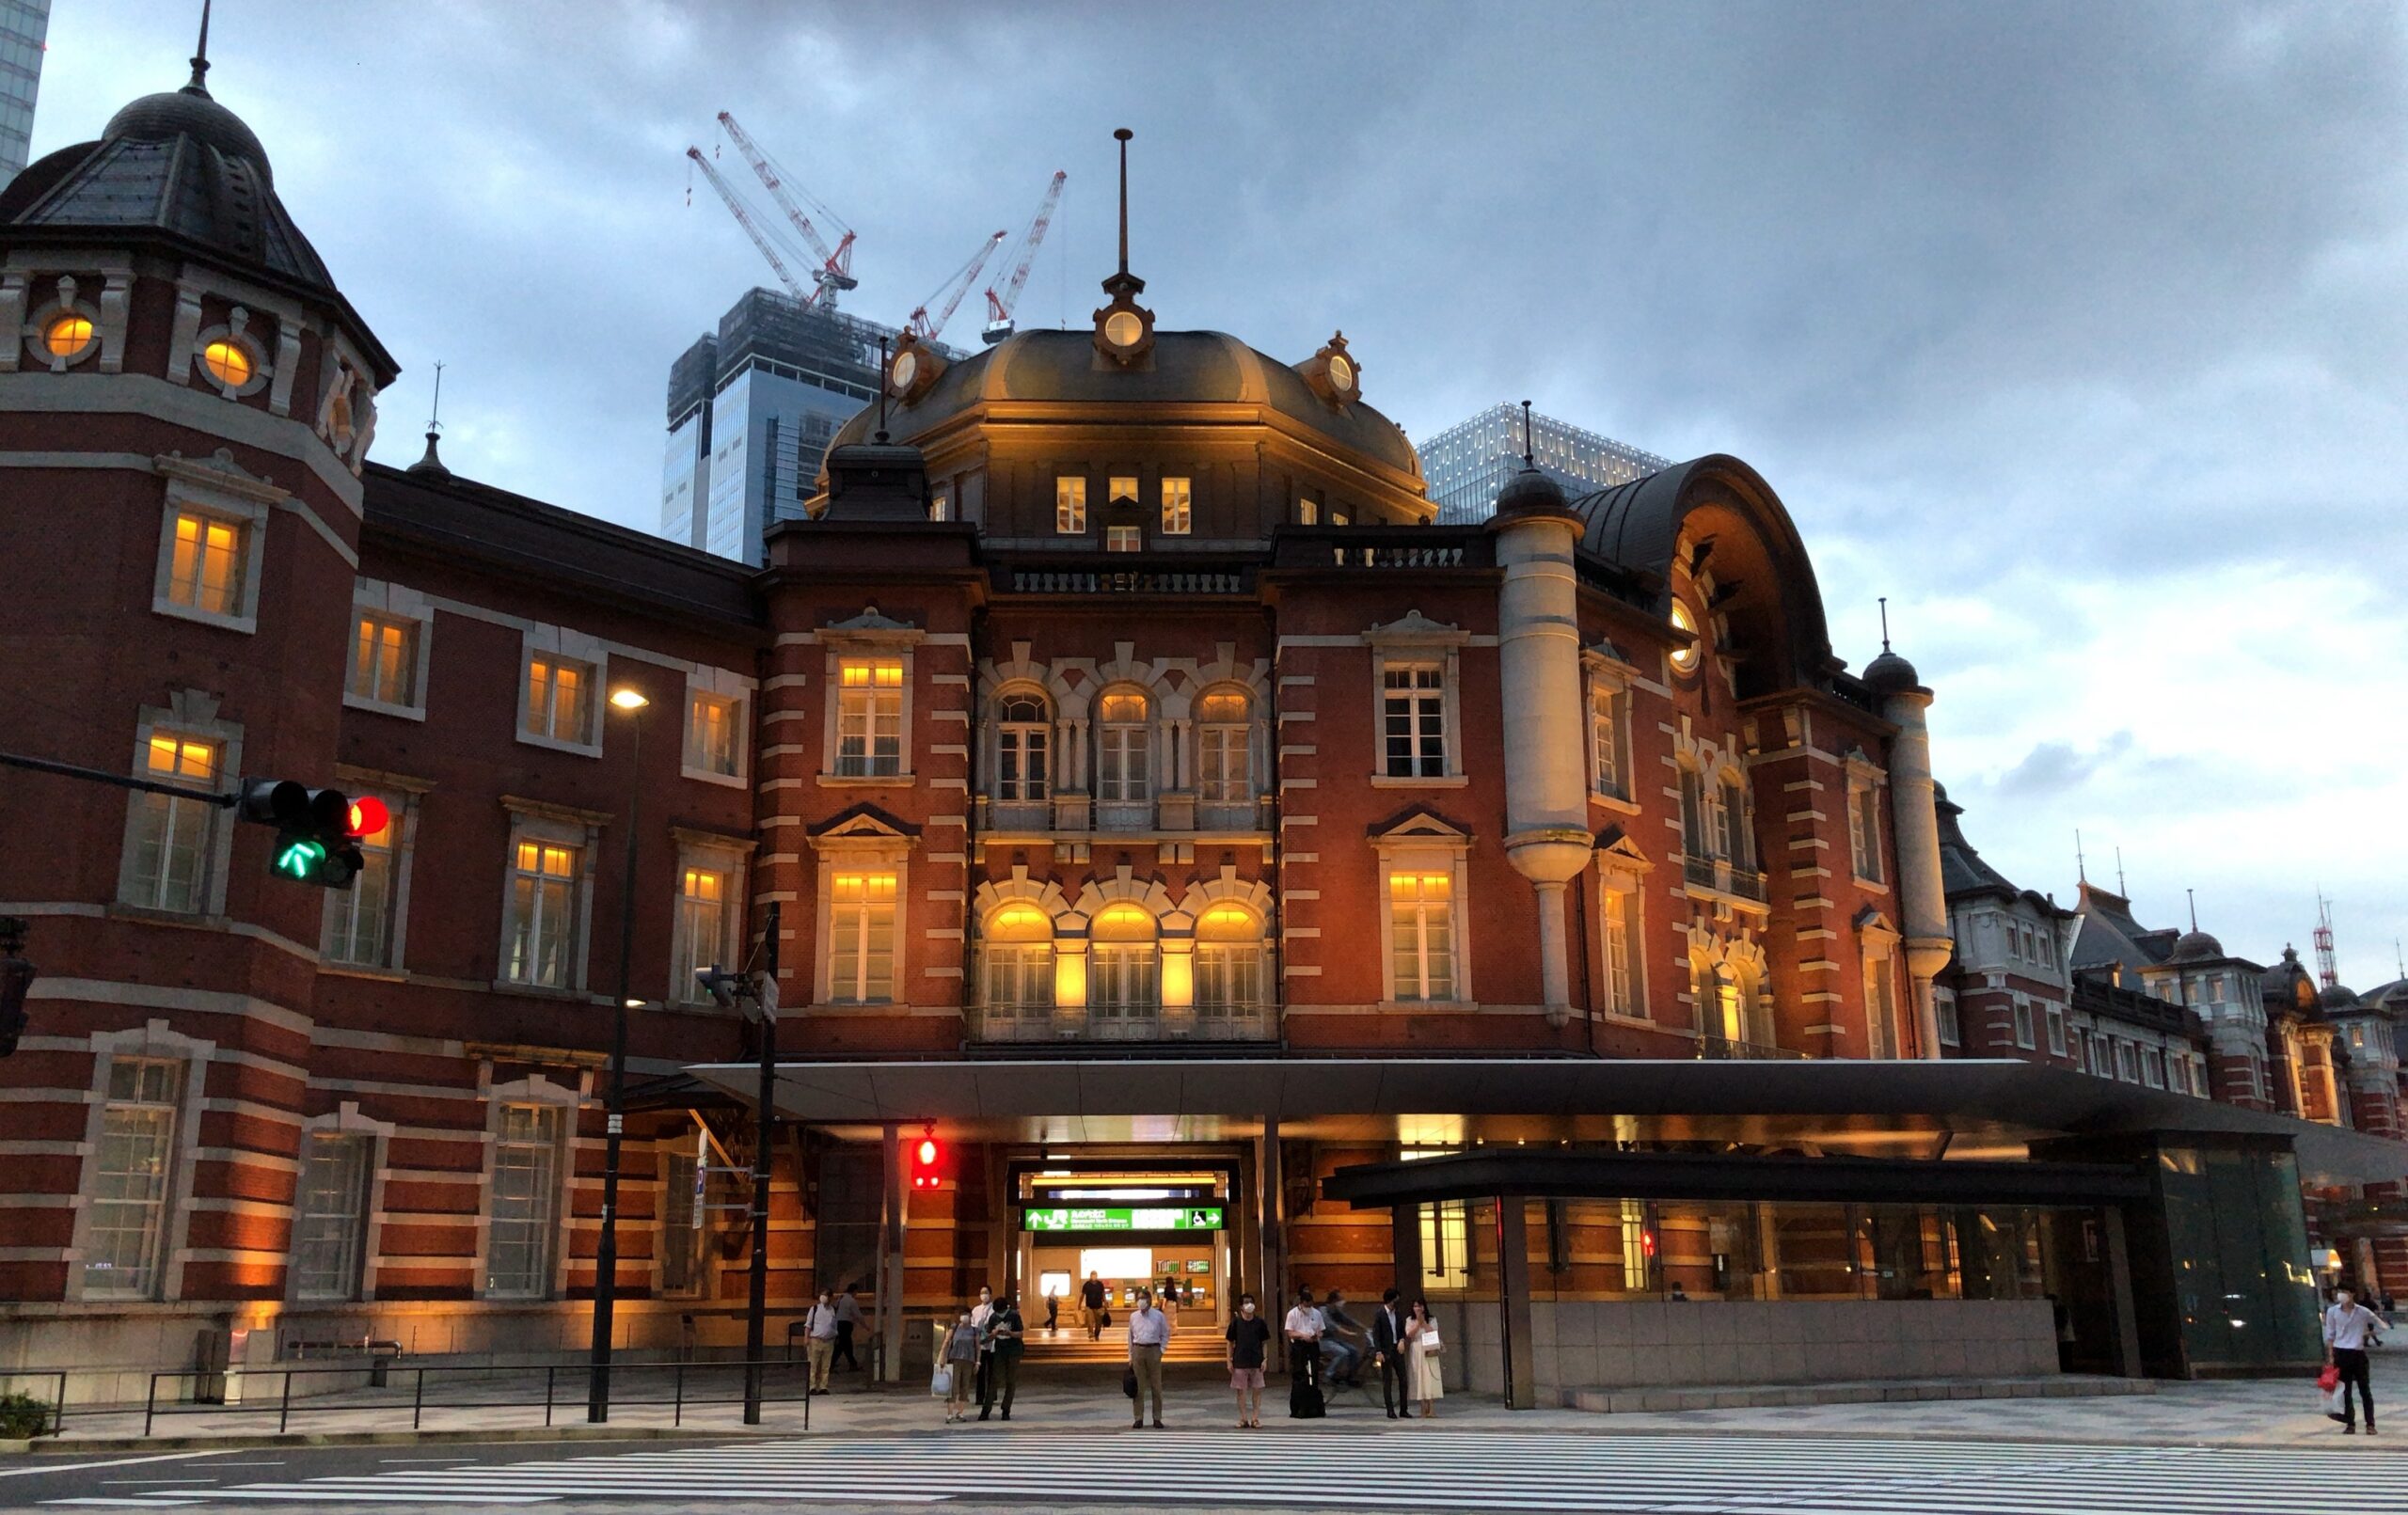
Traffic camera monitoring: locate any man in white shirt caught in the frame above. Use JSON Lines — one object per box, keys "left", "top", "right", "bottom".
{"left": 1284, "top": 1287, "right": 1326, "bottom": 1413}
{"left": 969, "top": 1286, "right": 995, "bottom": 1408}
{"left": 2326, "top": 1286, "right": 2384, "bottom": 1434}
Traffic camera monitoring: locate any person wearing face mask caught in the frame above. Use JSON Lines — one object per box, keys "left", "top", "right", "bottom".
{"left": 940, "top": 1306, "right": 979, "bottom": 1424}
{"left": 1224, "top": 1292, "right": 1272, "bottom": 1428}
{"left": 2326, "top": 1284, "right": 2384, "bottom": 1434}
{"left": 968, "top": 1286, "right": 996, "bottom": 1409}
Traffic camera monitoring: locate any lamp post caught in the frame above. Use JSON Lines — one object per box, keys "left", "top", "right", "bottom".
{"left": 588, "top": 686, "right": 649, "bottom": 1423}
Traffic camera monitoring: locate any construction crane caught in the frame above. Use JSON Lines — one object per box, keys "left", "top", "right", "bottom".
{"left": 686, "top": 146, "right": 812, "bottom": 306}
{"left": 717, "top": 111, "right": 858, "bottom": 309}
{"left": 909, "top": 229, "right": 1007, "bottom": 344}
{"left": 983, "top": 170, "right": 1068, "bottom": 344}
{"left": 2315, "top": 891, "right": 2340, "bottom": 990}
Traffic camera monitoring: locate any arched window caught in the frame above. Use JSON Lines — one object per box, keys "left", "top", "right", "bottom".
{"left": 981, "top": 903, "right": 1054, "bottom": 1032}
{"left": 1195, "top": 903, "right": 1265, "bottom": 1033}
{"left": 1196, "top": 688, "right": 1252, "bottom": 804}
{"left": 1090, "top": 903, "right": 1160, "bottom": 1034}
{"left": 1097, "top": 689, "right": 1150, "bottom": 804}
{"left": 996, "top": 692, "right": 1051, "bottom": 804}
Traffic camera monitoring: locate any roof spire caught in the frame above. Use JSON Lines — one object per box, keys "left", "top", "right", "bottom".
{"left": 426, "top": 359, "right": 446, "bottom": 435}
{"left": 1114, "top": 128, "right": 1133, "bottom": 277}
{"left": 2187, "top": 888, "right": 2197, "bottom": 932}
{"left": 406, "top": 359, "right": 452, "bottom": 480}
{"left": 2075, "top": 828, "right": 2086, "bottom": 885}
{"left": 2115, "top": 845, "right": 2126, "bottom": 896}
{"left": 187, "top": 0, "right": 213, "bottom": 94}
{"left": 1878, "top": 595, "right": 1892, "bottom": 653}
{"left": 1520, "top": 400, "right": 1535, "bottom": 466}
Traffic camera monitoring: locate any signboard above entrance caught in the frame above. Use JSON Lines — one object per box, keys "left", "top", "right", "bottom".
{"left": 1022, "top": 1206, "right": 1225, "bottom": 1233}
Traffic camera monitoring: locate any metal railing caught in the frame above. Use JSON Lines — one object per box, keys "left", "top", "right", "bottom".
{"left": 1698, "top": 1035, "right": 1807, "bottom": 1063}
{"left": 138, "top": 1358, "right": 814, "bottom": 1438}
{"left": 1009, "top": 567, "right": 1249, "bottom": 595}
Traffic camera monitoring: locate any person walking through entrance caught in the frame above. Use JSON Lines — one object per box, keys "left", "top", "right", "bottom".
{"left": 1370, "top": 1287, "right": 1411, "bottom": 1418}
{"left": 833, "top": 1286, "right": 863, "bottom": 1372}
{"left": 1404, "top": 1299, "right": 1444, "bottom": 1419}
{"left": 1285, "top": 1286, "right": 1326, "bottom": 1418}
{"left": 801, "top": 1289, "right": 840, "bottom": 1394}
{"left": 969, "top": 1286, "right": 996, "bottom": 1407}
{"left": 941, "top": 1307, "right": 979, "bottom": 1424}
{"left": 1082, "top": 1271, "right": 1109, "bottom": 1340}
{"left": 1128, "top": 1286, "right": 1172, "bottom": 1428}
{"left": 2326, "top": 1285, "right": 2384, "bottom": 1434}
{"left": 1226, "top": 1292, "right": 1272, "bottom": 1428}
{"left": 978, "top": 1291, "right": 1025, "bottom": 1421}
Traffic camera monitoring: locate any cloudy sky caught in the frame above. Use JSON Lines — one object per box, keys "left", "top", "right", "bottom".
{"left": 33, "top": 2, "right": 2407, "bottom": 985}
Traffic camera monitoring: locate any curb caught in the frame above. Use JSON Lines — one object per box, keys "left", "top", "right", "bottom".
{"left": 3, "top": 1423, "right": 786, "bottom": 1457}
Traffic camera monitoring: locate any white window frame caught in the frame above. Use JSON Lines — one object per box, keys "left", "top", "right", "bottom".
{"left": 658, "top": 1125, "right": 709, "bottom": 1298}
{"left": 1583, "top": 652, "right": 1635, "bottom": 806}
{"left": 496, "top": 802, "right": 602, "bottom": 995}
{"left": 1160, "top": 476, "right": 1192, "bottom": 535}
{"left": 344, "top": 580, "right": 434, "bottom": 720}
{"left": 67, "top": 1026, "right": 213, "bottom": 1303}
{"left": 1844, "top": 753, "right": 1887, "bottom": 887}
{"left": 810, "top": 821, "right": 913, "bottom": 1007}
{"left": 680, "top": 665, "right": 753, "bottom": 789}
{"left": 825, "top": 869, "right": 900, "bottom": 1004}
{"left": 1105, "top": 524, "right": 1142, "bottom": 553}
{"left": 1936, "top": 988, "right": 1961, "bottom": 1048}
{"left": 117, "top": 695, "right": 243, "bottom": 919}
{"left": 2011, "top": 997, "right": 2036, "bottom": 1050}
{"left": 670, "top": 830, "right": 752, "bottom": 1004}
{"left": 819, "top": 623, "right": 921, "bottom": 784}
{"left": 151, "top": 484, "right": 269, "bottom": 635}
{"left": 321, "top": 777, "right": 420, "bottom": 973}
{"left": 1367, "top": 616, "right": 1468, "bottom": 787}
{"left": 1054, "top": 475, "right": 1087, "bottom": 533}
{"left": 515, "top": 624, "right": 608, "bottom": 758}
{"left": 480, "top": 1082, "right": 575, "bottom": 1302}
{"left": 1374, "top": 826, "right": 1471, "bottom": 1007}
{"left": 1598, "top": 880, "right": 1644, "bottom": 1019}
{"left": 1096, "top": 686, "right": 1153, "bottom": 807}
{"left": 1195, "top": 686, "right": 1254, "bottom": 807}
{"left": 992, "top": 688, "right": 1053, "bottom": 806}
{"left": 289, "top": 1123, "right": 383, "bottom": 1303}
{"left": 2045, "top": 1002, "right": 2067, "bottom": 1056}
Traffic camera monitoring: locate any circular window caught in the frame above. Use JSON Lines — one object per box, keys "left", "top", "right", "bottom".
{"left": 1328, "top": 354, "right": 1354, "bottom": 392}
{"left": 200, "top": 339, "right": 255, "bottom": 389}
{"left": 42, "top": 312, "right": 94, "bottom": 359}
{"left": 1669, "top": 600, "right": 1702, "bottom": 673}
{"left": 1102, "top": 309, "right": 1144, "bottom": 349}
{"left": 891, "top": 349, "right": 918, "bottom": 393}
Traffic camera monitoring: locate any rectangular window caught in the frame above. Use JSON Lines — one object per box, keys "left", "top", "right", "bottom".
{"left": 486, "top": 1104, "right": 562, "bottom": 1299}
{"left": 325, "top": 793, "right": 399, "bottom": 969}
{"left": 1098, "top": 695, "right": 1150, "bottom": 803}
{"left": 1090, "top": 943, "right": 1161, "bottom": 1021}
{"left": 835, "top": 658, "right": 904, "bottom": 777}
{"left": 1680, "top": 767, "right": 1707, "bottom": 860}
{"left": 2117, "top": 1041, "right": 2140, "bottom": 1082}
{"left": 1867, "top": 955, "right": 1898, "bottom": 1058}
{"left": 1937, "top": 994, "right": 1961, "bottom": 1047}
{"left": 828, "top": 872, "right": 896, "bottom": 1002}
{"left": 82, "top": 1058, "right": 183, "bottom": 1300}
{"left": 1617, "top": 1199, "right": 1650, "bottom": 1290}
{"left": 1160, "top": 477, "right": 1191, "bottom": 534}
{"left": 1054, "top": 476, "right": 1087, "bottom": 533}
{"left": 997, "top": 712, "right": 1050, "bottom": 804}
{"left": 2143, "top": 1047, "right": 2165, "bottom": 1089}
{"left": 2005, "top": 921, "right": 2023, "bottom": 962}
{"left": 1107, "top": 474, "right": 1139, "bottom": 506}
{"left": 347, "top": 614, "right": 419, "bottom": 707}
{"left": 1197, "top": 722, "right": 1248, "bottom": 805}
{"left": 525, "top": 654, "right": 594, "bottom": 745}
{"left": 504, "top": 840, "right": 580, "bottom": 988}
{"left": 165, "top": 509, "right": 246, "bottom": 616}
{"left": 661, "top": 1144, "right": 702, "bottom": 1296}
{"left": 1590, "top": 684, "right": 1622, "bottom": 797}
{"left": 1196, "top": 942, "right": 1263, "bottom": 1020}
{"left": 2045, "top": 1003, "right": 2067, "bottom": 1056}
{"left": 2038, "top": 929, "right": 2056, "bottom": 969}
{"left": 686, "top": 693, "right": 740, "bottom": 778}
{"left": 291, "top": 1133, "right": 372, "bottom": 1302}
{"left": 1419, "top": 1199, "right": 1470, "bottom": 1290}
{"left": 929, "top": 485, "right": 951, "bottom": 523}
{"left": 1850, "top": 784, "right": 1884, "bottom": 883}
{"left": 673, "top": 864, "right": 730, "bottom": 999}
{"left": 1381, "top": 664, "right": 1446, "bottom": 779}
{"left": 1105, "top": 524, "right": 1141, "bottom": 553}
{"left": 1602, "top": 888, "right": 1635, "bottom": 1015}
{"left": 2011, "top": 999, "right": 2036, "bottom": 1049}
{"left": 125, "top": 734, "right": 221, "bottom": 914}
{"left": 1296, "top": 497, "right": 1320, "bottom": 526}
{"left": 983, "top": 942, "right": 1055, "bottom": 1019}
{"left": 1389, "top": 872, "right": 1456, "bottom": 1002}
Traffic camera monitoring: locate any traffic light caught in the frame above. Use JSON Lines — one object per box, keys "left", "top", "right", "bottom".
{"left": 910, "top": 1129, "right": 946, "bottom": 1191}
{"left": 0, "top": 918, "right": 31, "bottom": 1060}
{"left": 235, "top": 780, "right": 369, "bottom": 889}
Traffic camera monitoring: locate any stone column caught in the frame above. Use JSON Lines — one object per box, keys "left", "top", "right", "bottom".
{"left": 1496, "top": 1194, "right": 1538, "bottom": 1409}
{"left": 1879, "top": 682, "right": 1949, "bottom": 1059}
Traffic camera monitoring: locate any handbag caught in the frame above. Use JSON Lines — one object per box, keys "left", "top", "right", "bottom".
{"left": 1122, "top": 1366, "right": 1138, "bottom": 1399}
{"left": 1418, "top": 1327, "right": 1443, "bottom": 1356}
{"left": 2319, "top": 1365, "right": 2342, "bottom": 1392}
{"left": 930, "top": 1364, "right": 953, "bottom": 1397}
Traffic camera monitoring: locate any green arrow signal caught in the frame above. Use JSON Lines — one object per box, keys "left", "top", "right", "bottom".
{"left": 275, "top": 837, "right": 327, "bottom": 879}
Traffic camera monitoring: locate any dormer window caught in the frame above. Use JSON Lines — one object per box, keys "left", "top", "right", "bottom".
{"left": 1103, "top": 310, "right": 1144, "bottom": 349}
{"left": 1669, "top": 600, "right": 1701, "bottom": 674}
{"left": 202, "top": 339, "right": 254, "bottom": 390}
{"left": 43, "top": 313, "right": 94, "bottom": 360}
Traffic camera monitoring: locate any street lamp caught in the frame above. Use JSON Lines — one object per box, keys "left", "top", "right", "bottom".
{"left": 588, "top": 686, "right": 648, "bottom": 1423}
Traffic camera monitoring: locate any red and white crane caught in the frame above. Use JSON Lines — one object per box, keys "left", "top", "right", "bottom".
{"left": 686, "top": 146, "right": 811, "bottom": 306}
{"left": 983, "top": 170, "right": 1068, "bottom": 344}
{"left": 909, "top": 229, "right": 1008, "bottom": 344}
{"left": 716, "top": 111, "right": 859, "bottom": 309}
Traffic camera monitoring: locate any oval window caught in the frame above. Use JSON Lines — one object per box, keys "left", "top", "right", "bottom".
{"left": 201, "top": 339, "right": 255, "bottom": 389}
{"left": 1669, "top": 600, "right": 1702, "bottom": 673}
{"left": 1103, "top": 309, "right": 1144, "bottom": 349}
{"left": 43, "top": 312, "right": 93, "bottom": 358}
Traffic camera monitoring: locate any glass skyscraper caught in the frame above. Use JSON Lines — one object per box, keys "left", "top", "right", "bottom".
{"left": 1417, "top": 402, "right": 1669, "bottom": 523}
{"left": 661, "top": 288, "right": 943, "bottom": 566}
{"left": 0, "top": 1, "right": 49, "bottom": 184}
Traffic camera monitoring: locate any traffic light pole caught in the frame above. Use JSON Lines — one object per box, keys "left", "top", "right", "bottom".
{"left": 0, "top": 750, "right": 238, "bottom": 808}
{"left": 588, "top": 706, "right": 643, "bottom": 1424}
{"left": 743, "top": 901, "right": 779, "bottom": 1426}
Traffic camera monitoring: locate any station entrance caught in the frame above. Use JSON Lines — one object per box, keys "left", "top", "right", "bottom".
{"left": 1012, "top": 1160, "right": 1237, "bottom": 1332}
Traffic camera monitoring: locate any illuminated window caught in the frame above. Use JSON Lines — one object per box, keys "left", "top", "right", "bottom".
{"left": 43, "top": 311, "right": 93, "bottom": 359}
{"left": 325, "top": 791, "right": 399, "bottom": 968}
{"left": 995, "top": 693, "right": 1051, "bottom": 804}
{"left": 829, "top": 872, "right": 897, "bottom": 1002}
{"left": 1195, "top": 903, "right": 1264, "bottom": 1028}
{"left": 1098, "top": 689, "right": 1150, "bottom": 803}
{"left": 1380, "top": 664, "right": 1445, "bottom": 779}
{"left": 1296, "top": 497, "right": 1320, "bottom": 526}
{"left": 1090, "top": 904, "right": 1159, "bottom": 1027}
{"left": 1103, "top": 310, "right": 1144, "bottom": 348}
{"left": 836, "top": 658, "right": 904, "bottom": 777}
{"left": 1388, "top": 873, "right": 1456, "bottom": 1002}
{"left": 503, "top": 840, "right": 580, "bottom": 988}
{"left": 1419, "top": 1200, "right": 1470, "bottom": 1291}
{"left": 929, "top": 485, "right": 951, "bottom": 523}
{"left": 1107, "top": 475, "right": 1139, "bottom": 507}
{"left": 981, "top": 904, "right": 1054, "bottom": 1024}
{"left": 1196, "top": 688, "right": 1251, "bottom": 804}
{"left": 125, "top": 734, "right": 220, "bottom": 914}
{"left": 672, "top": 863, "right": 730, "bottom": 1001}
{"left": 1669, "top": 600, "right": 1701, "bottom": 673}
{"left": 1618, "top": 1199, "right": 1651, "bottom": 1290}
{"left": 1105, "top": 524, "right": 1141, "bottom": 552}
{"left": 164, "top": 509, "right": 246, "bottom": 616}
{"left": 347, "top": 614, "right": 419, "bottom": 708}
{"left": 1602, "top": 887, "right": 1636, "bottom": 1015}
{"left": 200, "top": 338, "right": 255, "bottom": 390}
{"left": 1160, "top": 477, "right": 1191, "bottom": 534}
{"left": 525, "top": 654, "right": 594, "bottom": 745}
{"left": 1589, "top": 682, "right": 1624, "bottom": 798}
{"left": 82, "top": 1058, "right": 184, "bottom": 1300}
{"left": 686, "top": 692, "right": 740, "bottom": 778}
{"left": 1054, "top": 476, "right": 1087, "bottom": 533}
{"left": 1866, "top": 955, "right": 1898, "bottom": 1057}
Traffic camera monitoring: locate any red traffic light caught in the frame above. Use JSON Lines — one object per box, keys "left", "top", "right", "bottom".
{"left": 345, "top": 797, "right": 390, "bottom": 838}
{"left": 911, "top": 1133, "right": 943, "bottom": 1190}
{"left": 915, "top": 1137, "right": 939, "bottom": 1166}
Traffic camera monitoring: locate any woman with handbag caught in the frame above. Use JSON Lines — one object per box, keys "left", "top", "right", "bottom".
{"left": 939, "top": 1307, "right": 979, "bottom": 1424}
{"left": 1404, "top": 1300, "right": 1444, "bottom": 1419}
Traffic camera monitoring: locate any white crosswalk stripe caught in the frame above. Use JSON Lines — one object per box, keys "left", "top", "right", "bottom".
{"left": 42, "top": 1430, "right": 2408, "bottom": 1511}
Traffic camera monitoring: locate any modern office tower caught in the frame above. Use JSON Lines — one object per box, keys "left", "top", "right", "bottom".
{"left": 662, "top": 287, "right": 940, "bottom": 564}
{"left": 1417, "top": 401, "right": 1669, "bottom": 523}
{"left": 0, "top": 0, "right": 49, "bottom": 183}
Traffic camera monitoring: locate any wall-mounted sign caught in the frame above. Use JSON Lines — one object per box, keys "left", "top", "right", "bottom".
{"left": 1185, "top": 1259, "right": 1212, "bottom": 1274}
{"left": 1022, "top": 1206, "right": 1225, "bottom": 1234}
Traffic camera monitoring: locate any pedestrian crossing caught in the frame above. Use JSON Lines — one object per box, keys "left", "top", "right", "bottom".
{"left": 42, "top": 1429, "right": 2408, "bottom": 1512}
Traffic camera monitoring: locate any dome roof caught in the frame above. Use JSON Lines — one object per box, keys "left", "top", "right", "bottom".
{"left": 104, "top": 81, "right": 270, "bottom": 179}
{"left": 2170, "top": 929, "right": 2225, "bottom": 962}
{"left": 1493, "top": 460, "right": 1571, "bottom": 520}
{"left": 1863, "top": 647, "right": 1920, "bottom": 694}
{"left": 2321, "top": 983, "right": 2364, "bottom": 1010}
{"left": 821, "top": 328, "right": 1424, "bottom": 487}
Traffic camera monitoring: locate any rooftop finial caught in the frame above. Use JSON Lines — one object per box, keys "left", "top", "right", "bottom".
{"left": 1878, "top": 595, "right": 1892, "bottom": 653}
{"left": 426, "top": 360, "right": 446, "bottom": 435}
{"left": 875, "top": 336, "right": 891, "bottom": 443}
{"left": 187, "top": 0, "right": 213, "bottom": 93}
{"left": 1114, "top": 128, "right": 1133, "bottom": 277}
{"left": 2115, "top": 845, "right": 2126, "bottom": 896}
{"left": 1520, "top": 400, "right": 1535, "bottom": 466}
{"left": 2075, "top": 828, "right": 2086, "bottom": 885}
{"left": 2187, "top": 888, "right": 2197, "bottom": 932}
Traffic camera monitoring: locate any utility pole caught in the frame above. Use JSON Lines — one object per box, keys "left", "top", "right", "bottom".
{"left": 743, "top": 901, "right": 780, "bottom": 1425}
{"left": 588, "top": 690, "right": 647, "bottom": 1423}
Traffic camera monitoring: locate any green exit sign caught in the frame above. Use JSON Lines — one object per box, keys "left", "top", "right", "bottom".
{"left": 1022, "top": 1206, "right": 1225, "bottom": 1233}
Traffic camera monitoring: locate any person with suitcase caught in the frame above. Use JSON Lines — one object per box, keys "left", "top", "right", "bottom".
{"left": 1285, "top": 1286, "right": 1326, "bottom": 1419}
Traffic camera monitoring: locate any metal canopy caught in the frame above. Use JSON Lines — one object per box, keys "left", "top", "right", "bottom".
{"left": 1321, "top": 1147, "right": 2154, "bottom": 1209}
{"left": 677, "top": 1055, "right": 2408, "bottom": 1184}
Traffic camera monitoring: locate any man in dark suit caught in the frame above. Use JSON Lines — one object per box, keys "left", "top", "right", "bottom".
{"left": 1370, "top": 1286, "right": 1411, "bottom": 1419}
